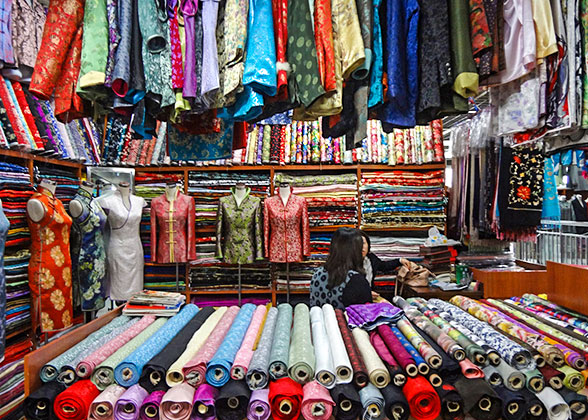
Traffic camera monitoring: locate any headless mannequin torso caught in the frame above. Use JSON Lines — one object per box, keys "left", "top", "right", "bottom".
{"left": 278, "top": 185, "right": 291, "bottom": 206}
{"left": 234, "top": 183, "right": 247, "bottom": 207}
{"left": 165, "top": 183, "right": 178, "bottom": 202}
{"left": 69, "top": 181, "right": 95, "bottom": 219}
{"left": 27, "top": 180, "right": 57, "bottom": 223}
{"left": 118, "top": 182, "right": 131, "bottom": 210}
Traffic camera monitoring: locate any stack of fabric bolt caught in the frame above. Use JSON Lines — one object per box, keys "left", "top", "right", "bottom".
{"left": 360, "top": 170, "right": 446, "bottom": 229}
{"left": 275, "top": 263, "right": 321, "bottom": 291}
{"left": 0, "top": 336, "right": 33, "bottom": 419}
{"left": 189, "top": 264, "right": 272, "bottom": 291}
{"left": 274, "top": 173, "right": 357, "bottom": 229}
{"left": 35, "top": 167, "right": 80, "bottom": 205}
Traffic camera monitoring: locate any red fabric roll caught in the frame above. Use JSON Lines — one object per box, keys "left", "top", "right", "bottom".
{"left": 269, "top": 377, "right": 303, "bottom": 420}
{"left": 458, "top": 359, "right": 484, "bottom": 378}
{"left": 54, "top": 379, "right": 100, "bottom": 420}
{"left": 403, "top": 376, "right": 441, "bottom": 420}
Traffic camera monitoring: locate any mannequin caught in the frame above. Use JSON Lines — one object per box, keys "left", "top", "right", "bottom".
{"left": 118, "top": 181, "right": 132, "bottom": 210}
{"left": 69, "top": 181, "right": 95, "bottom": 219}
{"left": 234, "top": 182, "right": 247, "bottom": 207}
{"left": 165, "top": 182, "right": 178, "bottom": 201}
{"left": 278, "top": 183, "right": 291, "bottom": 206}
{"left": 27, "top": 179, "right": 57, "bottom": 223}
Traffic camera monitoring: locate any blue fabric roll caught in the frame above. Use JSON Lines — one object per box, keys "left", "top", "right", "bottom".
{"left": 389, "top": 325, "right": 429, "bottom": 374}
{"left": 206, "top": 304, "right": 257, "bottom": 387}
{"left": 114, "top": 304, "right": 199, "bottom": 386}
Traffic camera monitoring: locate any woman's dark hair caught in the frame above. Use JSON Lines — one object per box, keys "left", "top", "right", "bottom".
{"left": 359, "top": 230, "right": 371, "bottom": 253}
{"left": 325, "top": 227, "right": 365, "bottom": 288}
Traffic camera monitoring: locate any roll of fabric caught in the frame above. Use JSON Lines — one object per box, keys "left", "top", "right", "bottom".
{"left": 88, "top": 384, "right": 126, "bottom": 420}
{"left": 269, "top": 303, "right": 293, "bottom": 381}
{"left": 495, "top": 359, "right": 526, "bottom": 391}
{"left": 191, "top": 384, "right": 218, "bottom": 420}
{"left": 435, "top": 384, "right": 464, "bottom": 420}
{"left": 92, "top": 318, "right": 167, "bottom": 391}
{"left": 519, "top": 388, "right": 548, "bottom": 420}
{"left": 535, "top": 387, "right": 571, "bottom": 420}
{"left": 396, "top": 317, "right": 443, "bottom": 369}
{"left": 115, "top": 305, "right": 199, "bottom": 387}
{"left": 346, "top": 303, "right": 404, "bottom": 330}
{"left": 322, "top": 304, "right": 353, "bottom": 384}
{"left": 159, "top": 383, "right": 195, "bottom": 420}
{"left": 140, "top": 306, "right": 214, "bottom": 392}
{"left": 206, "top": 304, "right": 256, "bottom": 387}
{"left": 301, "top": 380, "right": 335, "bottom": 420}
{"left": 380, "top": 384, "right": 409, "bottom": 420}
{"left": 523, "top": 368, "right": 545, "bottom": 392}
{"left": 330, "top": 383, "right": 362, "bottom": 420}
{"left": 77, "top": 317, "right": 145, "bottom": 379}
{"left": 359, "top": 383, "right": 385, "bottom": 420}
{"left": 429, "top": 299, "right": 534, "bottom": 370}
{"left": 369, "top": 331, "right": 406, "bottom": 386}
{"left": 24, "top": 381, "right": 66, "bottom": 420}
{"left": 352, "top": 327, "right": 390, "bottom": 388}
{"left": 335, "top": 308, "right": 369, "bottom": 387}
{"left": 182, "top": 306, "right": 240, "bottom": 387}
{"left": 428, "top": 371, "right": 443, "bottom": 388}
{"left": 40, "top": 316, "right": 131, "bottom": 382}
{"left": 288, "top": 304, "right": 316, "bottom": 385}
{"left": 309, "top": 306, "right": 336, "bottom": 388}
{"left": 54, "top": 380, "right": 100, "bottom": 420}
{"left": 216, "top": 380, "right": 251, "bottom": 420}
{"left": 402, "top": 376, "right": 441, "bottom": 420}
{"left": 539, "top": 365, "right": 565, "bottom": 390}
{"left": 388, "top": 325, "right": 428, "bottom": 375}
{"left": 231, "top": 305, "right": 268, "bottom": 380}
{"left": 483, "top": 365, "right": 504, "bottom": 387}
{"left": 412, "top": 324, "right": 461, "bottom": 382}
{"left": 247, "top": 307, "right": 279, "bottom": 390}
{"left": 558, "top": 388, "right": 588, "bottom": 420}
{"left": 376, "top": 325, "right": 417, "bottom": 377}
{"left": 113, "top": 384, "right": 148, "bottom": 420}
{"left": 453, "top": 377, "right": 501, "bottom": 420}
{"left": 493, "top": 386, "right": 526, "bottom": 420}
{"left": 166, "top": 307, "right": 227, "bottom": 387}
{"left": 247, "top": 389, "right": 271, "bottom": 420}
{"left": 542, "top": 336, "right": 588, "bottom": 371}
{"left": 558, "top": 365, "right": 586, "bottom": 391}
{"left": 269, "top": 377, "right": 304, "bottom": 420}
{"left": 459, "top": 358, "right": 485, "bottom": 379}
{"left": 139, "top": 390, "right": 165, "bottom": 420}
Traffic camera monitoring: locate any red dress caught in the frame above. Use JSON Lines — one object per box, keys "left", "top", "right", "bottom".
{"left": 27, "top": 190, "right": 73, "bottom": 333}
{"left": 263, "top": 194, "right": 310, "bottom": 263}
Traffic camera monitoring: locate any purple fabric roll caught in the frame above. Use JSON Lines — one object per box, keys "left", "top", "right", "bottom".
{"left": 346, "top": 303, "right": 403, "bottom": 330}
{"left": 191, "top": 384, "right": 219, "bottom": 420}
{"left": 114, "top": 384, "right": 149, "bottom": 420}
{"left": 140, "top": 391, "right": 166, "bottom": 420}
{"left": 247, "top": 389, "right": 271, "bottom": 420}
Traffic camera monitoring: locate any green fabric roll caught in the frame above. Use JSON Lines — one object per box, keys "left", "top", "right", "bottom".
{"left": 262, "top": 125, "right": 271, "bottom": 163}
{"left": 558, "top": 365, "right": 586, "bottom": 392}
{"left": 269, "top": 304, "right": 293, "bottom": 380}
{"left": 495, "top": 360, "right": 525, "bottom": 391}
{"left": 288, "top": 303, "right": 315, "bottom": 384}
{"left": 91, "top": 318, "right": 166, "bottom": 390}
{"left": 523, "top": 368, "right": 545, "bottom": 392}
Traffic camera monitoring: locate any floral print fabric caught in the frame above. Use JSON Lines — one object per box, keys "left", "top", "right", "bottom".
{"left": 27, "top": 190, "right": 73, "bottom": 333}
{"left": 507, "top": 146, "right": 544, "bottom": 212}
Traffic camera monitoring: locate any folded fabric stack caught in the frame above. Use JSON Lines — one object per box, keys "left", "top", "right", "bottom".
{"left": 188, "top": 172, "right": 270, "bottom": 228}
{"left": 0, "top": 337, "right": 33, "bottom": 419}
{"left": 275, "top": 173, "right": 358, "bottom": 229}
{"left": 143, "top": 265, "right": 187, "bottom": 292}
{"left": 189, "top": 263, "right": 271, "bottom": 291}
{"left": 4, "top": 250, "right": 31, "bottom": 336}
{"left": 275, "top": 262, "right": 322, "bottom": 291}
{"left": 194, "top": 234, "right": 218, "bottom": 264}
{"left": 308, "top": 234, "right": 333, "bottom": 262}
{"left": 420, "top": 246, "right": 457, "bottom": 275}
{"left": 0, "top": 163, "right": 33, "bottom": 248}
{"left": 456, "top": 251, "right": 516, "bottom": 270}
{"left": 360, "top": 170, "right": 446, "bottom": 229}
{"left": 36, "top": 167, "right": 80, "bottom": 205}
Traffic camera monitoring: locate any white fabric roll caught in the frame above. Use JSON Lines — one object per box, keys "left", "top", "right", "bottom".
{"left": 322, "top": 304, "right": 353, "bottom": 384}
{"left": 536, "top": 387, "right": 571, "bottom": 420}
{"left": 310, "top": 306, "right": 336, "bottom": 389}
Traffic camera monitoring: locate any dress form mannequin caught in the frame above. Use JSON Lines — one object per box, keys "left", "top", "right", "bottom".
{"left": 27, "top": 180, "right": 57, "bottom": 223}
{"left": 118, "top": 182, "right": 132, "bottom": 210}
{"left": 278, "top": 184, "right": 291, "bottom": 206}
{"left": 234, "top": 183, "right": 247, "bottom": 207}
{"left": 69, "top": 181, "right": 95, "bottom": 219}
{"left": 165, "top": 182, "right": 178, "bottom": 201}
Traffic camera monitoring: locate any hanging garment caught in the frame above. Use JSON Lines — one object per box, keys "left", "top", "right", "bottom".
{"left": 27, "top": 189, "right": 74, "bottom": 333}
{"left": 10, "top": 0, "right": 46, "bottom": 80}
{"left": 468, "top": 0, "right": 492, "bottom": 75}
{"left": 368, "top": 0, "right": 383, "bottom": 108}
{"left": 0, "top": 201, "right": 8, "bottom": 362}
{"left": 263, "top": 194, "right": 310, "bottom": 262}
{"left": 200, "top": 0, "right": 220, "bottom": 102}
{"left": 99, "top": 191, "right": 145, "bottom": 301}
{"left": 150, "top": 191, "right": 196, "bottom": 263}
{"left": 0, "top": 0, "right": 14, "bottom": 67}
{"left": 70, "top": 188, "right": 107, "bottom": 312}
{"left": 216, "top": 188, "right": 264, "bottom": 264}
{"left": 167, "top": 120, "right": 235, "bottom": 161}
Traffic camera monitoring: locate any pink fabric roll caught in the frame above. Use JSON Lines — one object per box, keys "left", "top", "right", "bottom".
{"left": 160, "top": 383, "right": 196, "bottom": 420}
{"left": 88, "top": 384, "right": 126, "bottom": 420}
{"left": 300, "top": 381, "right": 335, "bottom": 420}
{"left": 231, "top": 305, "right": 269, "bottom": 380}
{"left": 182, "top": 306, "right": 240, "bottom": 386}
{"left": 459, "top": 358, "right": 485, "bottom": 378}
{"left": 76, "top": 316, "right": 157, "bottom": 378}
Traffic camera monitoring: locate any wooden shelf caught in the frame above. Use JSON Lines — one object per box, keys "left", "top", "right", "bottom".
{"left": 6, "top": 326, "right": 31, "bottom": 340}
{"left": 189, "top": 289, "right": 273, "bottom": 294}
{"left": 0, "top": 148, "right": 85, "bottom": 169}
{"left": 134, "top": 163, "right": 446, "bottom": 173}
{"left": 275, "top": 289, "right": 310, "bottom": 294}
{"left": 360, "top": 226, "right": 438, "bottom": 231}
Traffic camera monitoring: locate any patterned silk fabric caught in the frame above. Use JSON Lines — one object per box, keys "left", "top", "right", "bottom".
{"left": 247, "top": 307, "right": 278, "bottom": 389}
{"left": 216, "top": 188, "right": 264, "bottom": 264}
{"left": 269, "top": 303, "right": 293, "bottom": 380}
{"left": 263, "top": 194, "right": 310, "bottom": 262}
{"left": 27, "top": 189, "right": 73, "bottom": 333}
{"left": 150, "top": 192, "right": 196, "bottom": 263}
{"left": 335, "top": 308, "right": 369, "bottom": 388}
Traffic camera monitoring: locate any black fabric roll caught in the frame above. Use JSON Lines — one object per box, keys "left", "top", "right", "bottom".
{"left": 217, "top": 380, "right": 251, "bottom": 420}
{"left": 413, "top": 325, "right": 461, "bottom": 383}
{"left": 380, "top": 383, "right": 410, "bottom": 420}
{"left": 558, "top": 388, "right": 588, "bottom": 420}
{"left": 482, "top": 345, "right": 501, "bottom": 366}
{"left": 330, "top": 383, "right": 363, "bottom": 420}
{"left": 519, "top": 388, "right": 547, "bottom": 420}
{"left": 493, "top": 386, "right": 526, "bottom": 420}
{"left": 24, "top": 381, "right": 66, "bottom": 420}
{"left": 436, "top": 384, "right": 464, "bottom": 420}
{"left": 139, "top": 307, "right": 215, "bottom": 392}
{"left": 454, "top": 377, "right": 502, "bottom": 420}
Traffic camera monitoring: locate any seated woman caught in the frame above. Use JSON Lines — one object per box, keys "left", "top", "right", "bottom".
{"left": 359, "top": 230, "right": 401, "bottom": 285}
{"left": 310, "top": 227, "right": 373, "bottom": 309}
